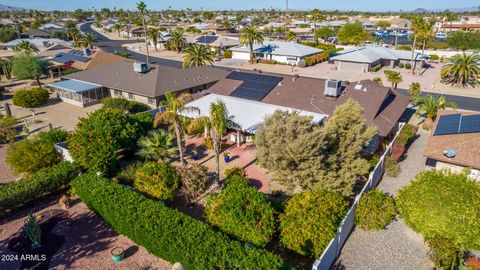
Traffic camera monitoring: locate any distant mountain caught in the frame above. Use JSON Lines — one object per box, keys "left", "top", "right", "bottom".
{"left": 412, "top": 6, "right": 480, "bottom": 13}
{"left": 411, "top": 8, "right": 429, "bottom": 14}
{"left": 0, "top": 4, "right": 25, "bottom": 11}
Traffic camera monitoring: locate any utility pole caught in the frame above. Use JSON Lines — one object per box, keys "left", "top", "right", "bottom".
{"left": 285, "top": 0, "right": 289, "bottom": 38}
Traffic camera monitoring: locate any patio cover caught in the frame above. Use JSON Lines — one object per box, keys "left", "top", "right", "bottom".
{"left": 47, "top": 79, "right": 102, "bottom": 93}
{"left": 182, "top": 94, "right": 327, "bottom": 134}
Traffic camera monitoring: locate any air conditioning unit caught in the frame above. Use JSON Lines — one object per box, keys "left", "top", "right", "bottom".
{"left": 324, "top": 79, "right": 342, "bottom": 97}
{"left": 133, "top": 62, "right": 149, "bottom": 73}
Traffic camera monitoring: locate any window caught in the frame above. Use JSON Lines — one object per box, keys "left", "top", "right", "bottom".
{"left": 148, "top": 98, "right": 155, "bottom": 105}
{"left": 113, "top": 90, "right": 122, "bottom": 97}
{"left": 128, "top": 93, "right": 134, "bottom": 100}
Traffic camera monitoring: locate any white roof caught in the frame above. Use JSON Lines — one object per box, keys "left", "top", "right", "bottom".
{"left": 186, "top": 35, "right": 240, "bottom": 47}
{"left": 182, "top": 94, "right": 327, "bottom": 134}
{"left": 39, "top": 23, "right": 65, "bottom": 30}
{"left": 3, "top": 38, "right": 73, "bottom": 49}
{"left": 230, "top": 41, "right": 322, "bottom": 58}
{"left": 331, "top": 46, "right": 422, "bottom": 63}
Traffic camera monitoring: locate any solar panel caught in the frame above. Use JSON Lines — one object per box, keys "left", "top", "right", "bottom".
{"left": 459, "top": 115, "right": 480, "bottom": 134}
{"left": 434, "top": 114, "right": 461, "bottom": 136}
{"left": 226, "top": 71, "right": 282, "bottom": 101}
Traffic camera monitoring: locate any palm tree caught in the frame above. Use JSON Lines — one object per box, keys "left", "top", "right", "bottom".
{"left": 239, "top": 25, "right": 264, "bottom": 64}
{"left": 441, "top": 53, "right": 480, "bottom": 87}
{"left": 80, "top": 33, "right": 97, "bottom": 49}
{"left": 285, "top": 31, "right": 297, "bottom": 41}
{"left": 67, "top": 28, "right": 81, "bottom": 46}
{"left": 408, "top": 82, "right": 421, "bottom": 101}
{"left": 384, "top": 70, "right": 403, "bottom": 89}
{"left": 310, "top": 9, "right": 324, "bottom": 43}
{"left": 112, "top": 23, "right": 122, "bottom": 37}
{"left": 415, "top": 19, "right": 434, "bottom": 73}
{"left": 372, "top": 77, "right": 383, "bottom": 86}
{"left": 168, "top": 30, "right": 187, "bottom": 53}
{"left": 182, "top": 44, "right": 215, "bottom": 69}
{"left": 14, "top": 40, "right": 39, "bottom": 53}
{"left": 410, "top": 16, "right": 425, "bottom": 74}
{"left": 221, "top": 19, "right": 232, "bottom": 33}
{"left": 147, "top": 28, "right": 161, "bottom": 51}
{"left": 137, "top": 1, "right": 150, "bottom": 65}
{"left": 274, "top": 27, "right": 285, "bottom": 40}
{"left": 208, "top": 100, "right": 240, "bottom": 183}
{"left": 153, "top": 92, "right": 198, "bottom": 166}
{"left": 137, "top": 130, "right": 178, "bottom": 162}
{"left": 415, "top": 95, "right": 457, "bottom": 129}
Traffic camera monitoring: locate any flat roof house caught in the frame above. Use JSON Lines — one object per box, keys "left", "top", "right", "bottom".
{"left": 424, "top": 110, "right": 480, "bottom": 181}
{"left": 230, "top": 41, "right": 323, "bottom": 65}
{"left": 47, "top": 61, "right": 228, "bottom": 108}
{"left": 330, "top": 46, "right": 422, "bottom": 73}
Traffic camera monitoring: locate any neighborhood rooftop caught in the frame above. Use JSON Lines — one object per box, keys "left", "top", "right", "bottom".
{"left": 230, "top": 41, "right": 323, "bottom": 57}
{"left": 331, "top": 46, "right": 423, "bottom": 64}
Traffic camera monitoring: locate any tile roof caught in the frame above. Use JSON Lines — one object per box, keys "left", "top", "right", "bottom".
{"left": 230, "top": 41, "right": 322, "bottom": 57}
{"left": 207, "top": 71, "right": 409, "bottom": 136}
{"left": 423, "top": 110, "right": 480, "bottom": 170}
{"left": 65, "top": 61, "right": 229, "bottom": 98}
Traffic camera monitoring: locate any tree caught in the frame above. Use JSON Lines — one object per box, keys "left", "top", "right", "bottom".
{"left": 375, "top": 21, "right": 391, "bottom": 29}
{"left": 408, "top": 82, "right": 421, "bottom": 100}
{"left": 396, "top": 170, "right": 480, "bottom": 250}
{"left": 239, "top": 26, "right": 264, "bottom": 64}
{"left": 416, "top": 18, "right": 435, "bottom": 73}
{"left": 14, "top": 40, "right": 39, "bottom": 53}
{"left": 80, "top": 33, "right": 97, "bottom": 49}
{"left": 315, "top": 26, "right": 335, "bottom": 42}
{"left": 137, "top": 1, "right": 150, "bottom": 65}
{"left": 112, "top": 23, "right": 122, "bottom": 37}
{"left": 285, "top": 31, "right": 297, "bottom": 42}
{"left": 384, "top": 70, "right": 403, "bottom": 89}
{"left": 208, "top": 100, "right": 239, "bottom": 183}
{"left": 409, "top": 16, "right": 425, "bottom": 74}
{"left": 11, "top": 52, "right": 49, "bottom": 87}
{"left": 137, "top": 129, "right": 177, "bottom": 162}
{"left": 446, "top": 31, "right": 480, "bottom": 51}
{"left": 206, "top": 175, "right": 276, "bottom": 247}
{"left": 168, "top": 30, "right": 187, "bottom": 53}
{"left": 279, "top": 190, "right": 348, "bottom": 257}
{"left": 147, "top": 28, "right": 161, "bottom": 51}
{"left": 355, "top": 189, "right": 396, "bottom": 230}
{"left": 154, "top": 92, "right": 197, "bottom": 166}
{"left": 441, "top": 53, "right": 480, "bottom": 87}
{"left": 177, "top": 162, "right": 208, "bottom": 204}
{"left": 372, "top": 77, "right": 383, "bottom": 85}
{"left": 134, "top": 161, "right": 179, "bottom": 201}
{"left": 415, "top": 95, "right": 457, "bottom": 129}
{"left": 338, "top": 22, "right": 369, "bottom": 45}
{"left": 6, "top": 136, "right": 60, "bottom": 175}
{"left": 310, "top": 9, "right": 324, "bottom": 43}
{"left": 68, "top": 108, "right": 142, "bottom": 174}
{"left": 0, "top": 26, "right": 17, "bottom": 43}
{"left": 182, "top": 44, "right": 215, "bottom": 69}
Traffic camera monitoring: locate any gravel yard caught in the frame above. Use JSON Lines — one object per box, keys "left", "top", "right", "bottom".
{"left": 0, "top": 144, "right": 17, "bottom": 184}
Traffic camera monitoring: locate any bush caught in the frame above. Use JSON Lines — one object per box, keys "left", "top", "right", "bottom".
{"left": 59, "top": 68, "right": 81, "bottom": 76}
{"left": 206, "top": 175, "right": 276, "bottom": 247}
{"left": 396, "top": 45, "right": 412, "bottom": 51}
{"left": 0, "top": 162, "right": 79, "bottom": 217}
{"left": 101, "top": 97, "right": 150, "bottom": 114}
{"left": 279, "top": 190, "right": 349, "bottom": 257}
{"left": 12, "top": 88, "right": 49, "bottom": 108}
{"left": 224, "top": 166, "right": 245, "bottom": 179}
{"left": 36, "top": 129, "right": 69, "bottom": 144}
{"left": 355, "top": 189, "right": 396, "bottom": 230}
{"left": 385, "top": 155, "right": 400, "bottom": 177}
{"left": 257, "top": 59, "right": 277, "bottom": 65}
{"left": 297, "top": 59, "right": 307, "bottom": 68}
{"left": 71, "top": 174, "right": 286, "bottom": 269}
{"left": 134, "top": 161, "right": 179, "bottom": 201}
{"left": 371, "top": 64, "right": 382, "bottom": 72}
{"left": 391, "top": 124, "right": 417, "bottom": 161}
{"left": 398, "top": 62, "right": 405, "bottom": 68}
{"left": 177, "top": 162, "right": 208, "bottom": 204}
{"left": 130, "top": 112, "right": 154, "bottom": 134}
{"left": 6, "top": 137, "right": 61, "bottom": 174}
{"left": 396, "top": 170, "right": 480, "bottom": 250}
{"left": 303, "top": 54, "right": 325, "bottom": 66}
{"left": 223, "top": 50, "right": 232, "bottom": 58}
{"left": 404, "top": 63, "right": 412, "bottom": 69}
{"left": 115, "top": 161, "right": 143, "bottom": 186}
{"left": 0, "top": 114, "right": 18, "bottom": 143}
{"left": 426, "top": 236, "right": 463, "bottom": 269}
{"left": 429, "top": 54, "right": 439, "bottom": 61}
{"left": 203, "top": 137, "right": 227, "bottom": 150}
{"left": 186, "top": 117, "right": 205, "bottom": 135}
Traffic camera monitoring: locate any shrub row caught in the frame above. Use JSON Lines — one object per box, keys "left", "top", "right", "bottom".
{"left": 0, "top": 162, "right": 79, "bottom": 217}
{"left": 102, "top": 97, "right": 150, "bottom": 114}
{"left": 12, "top": 88, "right": 49, "bottom": 108}
{"left": 371, "top": 64, "right": 382, "bottom": 72}
{"left": 398, "top": 63, "right": 412, "bottom": 69}
{"left": 257, "top": 59, "right": 277, "bottom": 65}
{"left": 72, "top": 174, "right": 287, "bottom": 269}
{"left": 391, "top": 124, "right": 417, "bottom": 161}
{"left": 304, "top": 54, "right": 326, "bottom": 66}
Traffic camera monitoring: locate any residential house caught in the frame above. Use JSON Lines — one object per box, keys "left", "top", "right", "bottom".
{"left": 186, "top": 35, "right": 240, "bottom": 49}
{"left": 1, "top": 38, "right": 73, "bottom": 51}
{"left": 424, "top": 110, "right": 480, "bottom": 181}
{"left": 20, "top": 28, "right": 53, "bottom": 39}
{"left": 230, "top": 41, "right": 322, "bottom": 65}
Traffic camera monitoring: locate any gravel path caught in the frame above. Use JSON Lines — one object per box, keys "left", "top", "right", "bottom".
{"left": 335, "top": 119, "right": 433, "bottom": 270}
{"left": 0, "top": 144, "right": 17, "bottom": 184}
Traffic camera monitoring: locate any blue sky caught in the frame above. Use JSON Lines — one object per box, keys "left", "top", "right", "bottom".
{"left": 1, "top": 0, "right": 477, "bottom": 12}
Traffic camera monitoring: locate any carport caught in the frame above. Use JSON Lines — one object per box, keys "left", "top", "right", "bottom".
{"left": 47, "top": 79, "right": 108, "bottom": 107}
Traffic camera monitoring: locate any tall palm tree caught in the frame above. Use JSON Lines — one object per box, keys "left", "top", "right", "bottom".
{"left": 410, "top": 16, "right": 425, "bottom": 74}
{"left": 80, "top": 33, "right": 97, "bottom": 49}
{"left": 441, "top": 53, "right": 480, "bottom": 87}
{"left": 182, "top": 44, "right": 215, "bottom": 69}
{"left": 239, "top": 25, "right": 264, "bottom": 64}
{"left": 415, "top": 95, "right": 457, "bottom": 129}
{"left": 67, "top": 28, "right": 81, "bottom": 46}
{"left": 285, "top": 31, "right": 297, "bottom": 41}
{"left": 153, "top": 92, "right": 198, "bottom": 166}
{"left": 415, "top": 19, "right": 434, "bottom": 73}
{"left": 274, "top": 27, "right": 285, "bottom": 40}
{"left": 208, "top": 100, "right": 240, "bottom": 183}
{"left": 14, "top": 40, "right": 39, "bottom": 53}
{"left": 310, "top": 9, "right": 323, "bottom": 43}
{"left": 147, "top": 28, "right": 160, "bottom": 51}
{"left": 385, "top": 70, "right": 403, "bottom": 89}
{"left": 137, "top": 129, "right": 178, "bottom": 162}
{"left": 408, "top": 82, "right": 421, "bottom": 101}
{"left": 137, "top": 1, "right": 150, "bottom": 65}
{"left": 168, "top": 30, "right": 187, "bottom": 53}
{"left": 112, "top": 23, "right": 122, "bottom": 37}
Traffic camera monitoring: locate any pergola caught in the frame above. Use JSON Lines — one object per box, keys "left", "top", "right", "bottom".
{"left": 47, "top": 79, "right": 108, "bottom": 107}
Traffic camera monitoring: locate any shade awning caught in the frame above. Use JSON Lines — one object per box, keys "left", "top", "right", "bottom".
{"left": 47, "top": 79, "right": 102, "bottom": 93}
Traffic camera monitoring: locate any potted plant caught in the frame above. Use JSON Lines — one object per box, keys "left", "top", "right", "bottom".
{"left": 111, "top": 247, "right": 124, "bottom": 262}
{"left": 223, "top": 152, "right": 231, "bottom": 163}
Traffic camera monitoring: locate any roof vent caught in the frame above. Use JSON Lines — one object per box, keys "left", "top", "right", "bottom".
{"left": 354, "top": 83, "right": 363, "bottom": 90}
{"left": 133, "top": 62, "right": 149, "bottom": 73}
{"left": 444, "top": 149, "right": 456, "bottom": 159}
{"left": 324, "top": 79, "right": 342, "bottom": 98}
{"left": 278, "top": 82, "right": 282, "bottom": 87}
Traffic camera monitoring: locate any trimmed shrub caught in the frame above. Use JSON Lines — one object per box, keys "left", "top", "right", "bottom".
{"left": 224, "top": 166, "right": 246, "bottom": 179}
{"left": 426, "top": 236, "right": 463, "bottom": 269}
{"left": 203, "top": 137, "right": 227, "bottom": 150}
{"left": 385, "top": 155, "right": 400, "bottom": 177}
{"left": 279, "top": 190, "right": 349, "bottom": 257}
{"left": 0, "top": 114, "right": 18, "bottom": 143}
{"left": 6, "top": 137, "right": 61, "bottom": 174}
{"left": 223, "top": 50, "right": 232, "bottom": 58}
{"left": 396, "top": 170, "right": 480, "bottom": 250}
{"left": 355, "top": 189, "right": 396, "bottom": 230}
{"left": 134, "top": 161, "right": 179, "bottom": 201}
{"left": 258, "top": 59, "right": 277, "bottom": 65}
{"left": 71, "top": 174, "right": 286, "bottom": 269}
{"left": 36, "top": 129, "right": 69, "bottom": 144}
{"left": 0, "top": 162, "right": 79, "bottom": 217}
{"left": 186, "top": 117, "right": 205, "bottom": 135}
{"left": 404, "top": 63, "right": 412, "bottom": 69}
{"left": 398, "top": 63, "right": 405, "bottom": 69}
{"left": 429, "top": 54, "right": 440, "bottom": 61}
{"left": 391, "top": 124, "right": 417, "bottom": 162}
{"left": 206, "top": 175, "right": 276, "bottom": 247}
{"left": 12, "top": 88, "right": 49, "bottom": 108}
{"left": 130, "top": 112, "right": 154, "bottom": 135}
{"left": 371, "top": 64, "right": 382, "bottom": 72}
{"left": 115, "top": 161, "right": 143, "bottom": 186}
{"left": 101, "top": 97, "right": 150, "bottom": 114}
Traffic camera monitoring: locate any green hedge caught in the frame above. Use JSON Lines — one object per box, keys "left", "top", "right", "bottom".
{"left": 72, "top": 174, "right": 287, "bottom": 270}
{"left": 12, "top": 88, "right": 49, "bottom": 108}
{"left": 0, "top": 162, "right": 79, "bottom": 217}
